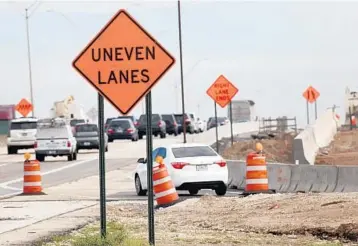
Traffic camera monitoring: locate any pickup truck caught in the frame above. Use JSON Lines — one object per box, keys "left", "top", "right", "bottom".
{"left": 35, "top": 118, "right": 77, "bottom": 162}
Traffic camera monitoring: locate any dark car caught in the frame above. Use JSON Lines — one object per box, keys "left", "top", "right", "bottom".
{"left": 162, "top": 114, "right": 178, "bottom": 136}
{"left": 107, "top": 119, "right": 139, "bottom": 142}
{"left": 117, "top": 115, "right": 139, "bottom": 128}
{"left": 174, "top": 113, "right": 194, "bottom": 134}
{"left": 74, "top": 123, "right": 108, "bottom": 151}
{"left": 105, "top": 117, "right": 116, "bottom": 130}
{"left": 137, "top": 114, "right": 166, "bottom": 139}
{"left": 207, "top": 117, "right": 227, "bottom": 130}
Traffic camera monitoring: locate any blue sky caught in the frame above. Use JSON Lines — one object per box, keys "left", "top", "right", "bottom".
{"left": 1, "top": 0, "right": 358, "bottom": 127}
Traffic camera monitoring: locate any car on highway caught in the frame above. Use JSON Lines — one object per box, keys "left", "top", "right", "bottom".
{"left": 117, "top": 115, "right": 139, "bottom": 128}
{"left": 7, "top": 117, "right": 38, "bottom": 154}
{"left": 207, "top": 117, "right": 228, "bottom": 130}
{"left": 174, "top": 113, "right": 195, "bottom": 134}
{"left": 35, "top": 118, "right": 77, "bottom": 162}
{"left": 161, "top": 114, "right": 179, "bottom": 136}
{"left": 195, "top": 117, "right": 206, "bottom": 133}
{"left": 137, "top": 114, "right": 166, "bottom": 139}
{"left": 74, "top": 123, "right": 108, "bottom": 152}
{"left": 189, "top": 113, "right": 200, "bottom": 133}
{"left": 106, "top": 118, "right": 139, "bottom": 142}
{"left": 105, "top": 117, "right": 116, "bottom": 130}
{"left": 134, "top": 143, "right": 228, "bottom": 196}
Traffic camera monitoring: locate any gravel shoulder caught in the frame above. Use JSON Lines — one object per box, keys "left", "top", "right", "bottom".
{"left": 107, "top": 192, "right": 358, "bottom": 245}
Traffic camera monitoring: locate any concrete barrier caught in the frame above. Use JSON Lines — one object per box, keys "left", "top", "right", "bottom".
{"left": 293, "top": 110, "right": 340, "bottom": 165}
{"left": 228, "top": 160, "right": 358, "bottom": 193}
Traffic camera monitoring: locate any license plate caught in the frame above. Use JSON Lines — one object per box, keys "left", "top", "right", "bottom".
{"left": 84, "top": 142, "right": 91, "bottom": 146}
{"left": 48, "top": 150, "right": 56, "bottom": 154}
{"left": 196, "top": 165, "right": 208, "bottom": 171}
{"left": 22, "top": 133, "right": 27, "bottom": 136}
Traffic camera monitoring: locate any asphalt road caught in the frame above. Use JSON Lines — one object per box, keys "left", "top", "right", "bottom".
{"left": 0, "top": 125, "right": 257, "bottom": 198}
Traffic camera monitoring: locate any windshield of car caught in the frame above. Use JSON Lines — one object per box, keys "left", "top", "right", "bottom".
{"left": 162, "top": 115, "right": 174, "bottom": 122}
{"left": 10, "top": 122, "right": 37, "bottom": 130}
{"left": 174, "top": 114, "right": 183, "bottom": 124}
{"left": 36, "top": 126, "right": 69, "bottom": 139}
{"left": 117, "top": 116, "right": 133, "bottom": 121}
{"left": 76, "top": 124, "right": 98, "bottom": 132}
{"left": 171, "top": 146, "right": 218, "bottom": 158}
{"left": 70, "top": 119, "right": 85, "bottom": 126}
{"left": 218, "top": 117, "right": 226, "bottom": 123}
{"left": 110, "top": 120, "right": 131, "bottom": 128}
{"left": 139, "top": 114, "right": 160, "bottom": 123}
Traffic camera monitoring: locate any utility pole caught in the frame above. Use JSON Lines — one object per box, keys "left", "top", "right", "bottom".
{"left": 177, "top": 0, "right": 186, "bottom": 143}
{"left": 25, "top": 8, "right": 35, "bottom": 117}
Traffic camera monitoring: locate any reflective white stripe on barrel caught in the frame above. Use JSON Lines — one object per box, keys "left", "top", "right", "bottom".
{"left": 246, "top": 179, "right": 268, "bottom": 184}
{"left": 153, "top": 176, "right": 171, "bottom": 186}
{"left": 246, "top": 166, "right": 267, "bottom": 171}
{"left": 155, "top": 188, "right": 176, "bottom": 198}
{"left": 24, "top": 171, "right": 41, "bottom": 175}
{"left": 23, "top": 182, "right": 42, "bottom": 186}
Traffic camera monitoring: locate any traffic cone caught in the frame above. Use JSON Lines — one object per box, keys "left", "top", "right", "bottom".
{"left": 21, "top": 153, "right": 46, "bottom": 196}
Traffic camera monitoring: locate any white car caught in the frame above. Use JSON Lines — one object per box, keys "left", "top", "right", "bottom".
{"left": 7, "top": 117, "right": 38, "bottom": 154}
{"left": 34, "top": 118, "right": 77, "bottom": 162}
{"left": 195, "top": 118, "right": 206, "bottom": 133}
{"left": 134, "top": 143, "right": 228, "bottom": 196}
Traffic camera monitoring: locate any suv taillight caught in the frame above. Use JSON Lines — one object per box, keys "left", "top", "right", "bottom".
{"left": 215, "top": 160, "right": 226, "bottom": 167}
{"left": 171, "top": 162, "right": 188, "bottom": 169}
{"left": 107, "top": 128, "right": 114, "bottom": 134}
{"left": 67, "top": 141, "right": 71, "bottom": 147}
{"left": 127, "top": 128, "right": 134, "bottom": 133}
{"left": 158, "top": 121, "right": 162, "bottom": 127}
{"left": 34, "top": 141, "right": 37, "bottom": 148}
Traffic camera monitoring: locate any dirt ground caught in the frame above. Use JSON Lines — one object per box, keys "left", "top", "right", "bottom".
{"left": 221, "top": 132, "right": 296, "bottom": 163}
{"left": 107, "top": 192, "right": 358, "bottom": 245}
{"left": 316, "top": 130, "right": 358, "bottom": 165}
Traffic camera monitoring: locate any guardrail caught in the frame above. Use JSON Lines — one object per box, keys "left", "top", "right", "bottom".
{"left": 228, "top": 160, "right": 358, "bottom": 193}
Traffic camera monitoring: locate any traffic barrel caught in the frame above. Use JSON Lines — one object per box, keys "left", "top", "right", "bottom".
{"left": 153, "top": 156, "right": 179, "bottom": 208}
{"left": 22, "top": 153, "right": 45, "bottom": 195}
{"left": 243, "top": 143, "right": 275, "bottom": 196}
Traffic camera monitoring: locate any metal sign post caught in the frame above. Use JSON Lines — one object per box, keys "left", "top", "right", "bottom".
{"left": 145, "top": 92, "right": 155, "bottom": 245}
{"left": 229, "top": 101, "right": 234, "bottom": 146}
{"left": 214, "top": 101, "right": 219, "bottom": 153}
{"left": 306, "top": 100, "right": 310, "bottom": 125}
{"left": 97, "top": 93, "right": 106, "bottom": 237}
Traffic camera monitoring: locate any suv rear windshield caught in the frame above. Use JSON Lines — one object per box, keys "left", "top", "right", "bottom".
{"left": 171, "top": 146, "right": 218, "bottom": 158}
{"left": 162, "top": 115, "right": 174, "bottom": 122}
{"left": 10, "top": 122, "right": 37, "bottom": 130}
{"left": 36, "top": 126, "right": 69, "bottom": 139}
{"left": 139, "top": 114, "right": 160, "bottom": 123}
{"left": 110, "top": 120, "right": 131, "bottom": 128}
{"left": 70, "top": 119, "right": 85, "bottom": 126}
{"left": 174, "top": 114, "right": 188, "bottom": 124}
{"left": 76, "top": 124, "right": 98, "bottom": 132}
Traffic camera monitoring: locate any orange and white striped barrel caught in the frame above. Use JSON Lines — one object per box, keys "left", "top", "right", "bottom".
{"left": 23, "top": 160, "right": 42, "bottom": 194}
{"left": 245, "top": 152, "right": 269, "bottom": 193}
{"left": 153, "top": 164, "right": 179, "bottom": 206}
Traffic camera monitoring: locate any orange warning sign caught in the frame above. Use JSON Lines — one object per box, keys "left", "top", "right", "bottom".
{"left": 303, "top": 86, "right": 320, "bottom": 103}
{"left": 72, "top": 10, "right": 175, "bottom": 115}
{"left": 206, "top": 75, "right": 239, "bottom": 108}
{"left": 15, "top": 98, "right": 33, "bottom": 117}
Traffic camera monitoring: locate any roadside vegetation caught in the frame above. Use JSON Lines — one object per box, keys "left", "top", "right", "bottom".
{"left": 40, "top": 221, "right": 148, "bottom": 246}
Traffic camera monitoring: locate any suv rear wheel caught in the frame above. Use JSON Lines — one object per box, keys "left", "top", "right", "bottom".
{"left": 7, "top": 147, "right": 17, "bottom": 155}
{"left": 188, "top": 188, "right": 199, "bottom": 195}
{"left": 160, "top": 132, "right": 166, "bottom": 139}
{"left": 68, "top": 153, "right": 74, "bottom": 161}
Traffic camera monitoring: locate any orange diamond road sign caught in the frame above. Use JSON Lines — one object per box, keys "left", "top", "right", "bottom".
{"left": 15, "top": 98, "right": 33, "bottom": 117}
{"left": 72, "top": 9, "right": 175, "bottom": 115}
{"left": 303, "top": 85, "right": 320, "bottom": 104}
{"left": 206, "top": 75, "right": 239, "bottom": 108}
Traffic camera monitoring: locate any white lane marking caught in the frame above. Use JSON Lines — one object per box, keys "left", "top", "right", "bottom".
{"left": 0, "top": 191, "right": 21, "bottom": 199}
{"left": 0, "top": 158, "right": 96, "bottom": 188}
{"left": 0, "top": 163, "right": 8, "bottom": 167}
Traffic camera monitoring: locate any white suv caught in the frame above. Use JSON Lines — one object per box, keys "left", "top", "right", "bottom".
{"left": 35, "top": 118, "right": 77, "bottom": 162}
{"left": 7, "top": 117, "right": 38, "bottom": 155}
